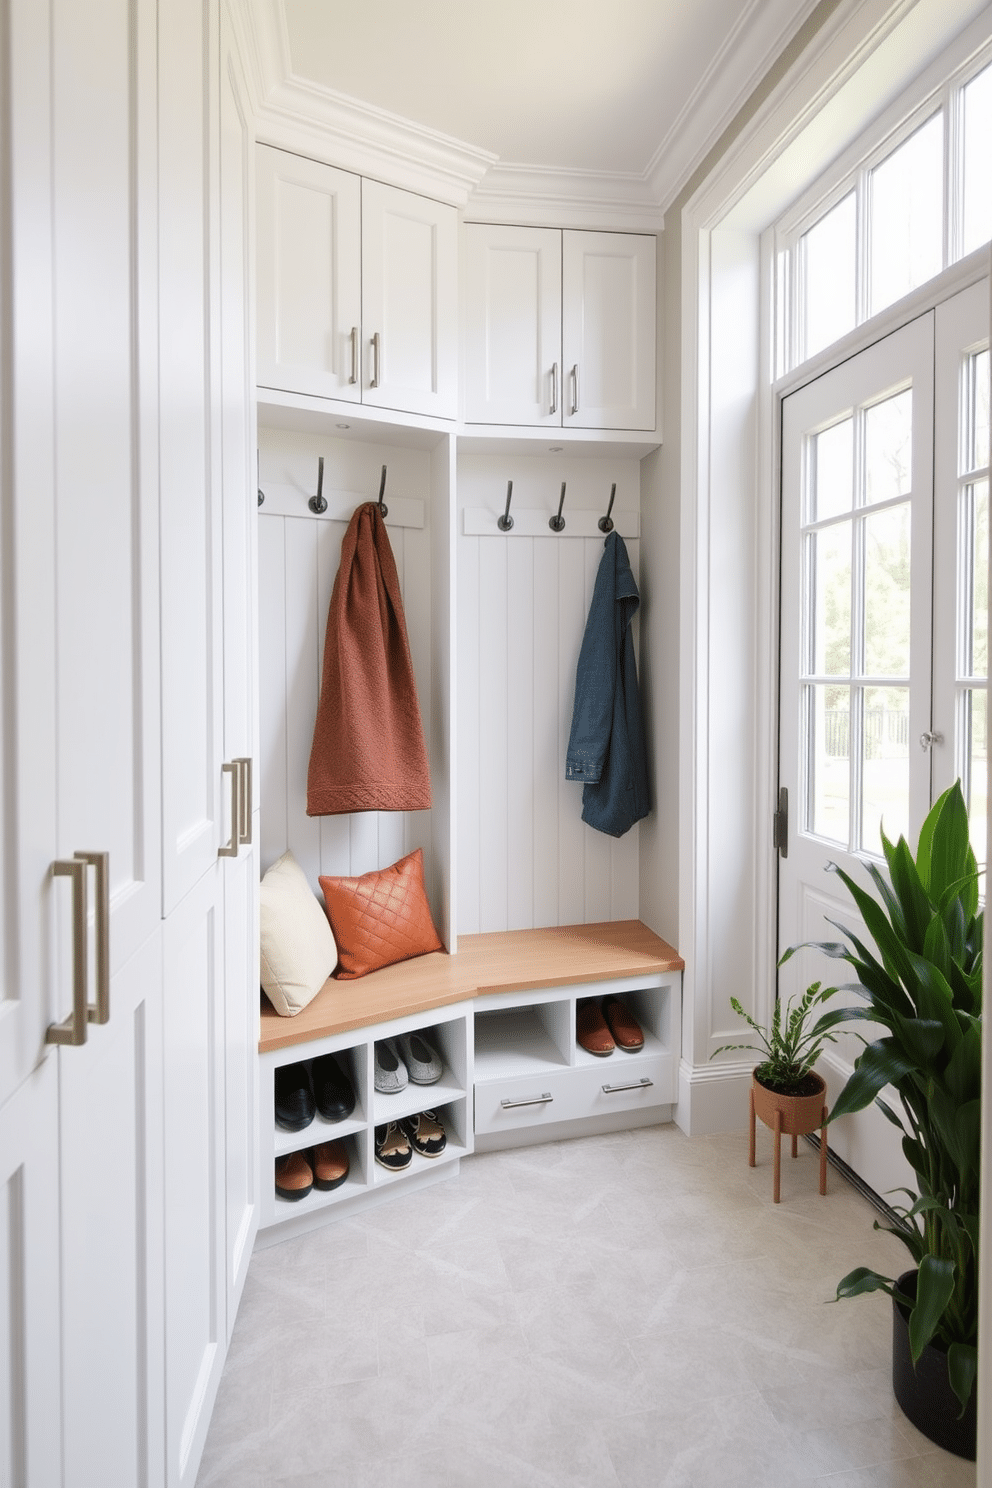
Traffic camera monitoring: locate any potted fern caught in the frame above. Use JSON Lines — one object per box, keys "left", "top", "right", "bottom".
{"left": 781, "top": 782, "right": 981, "bottom": 1459}
{"left": 713, "top": 981, "right": 838, "bottom": 1200}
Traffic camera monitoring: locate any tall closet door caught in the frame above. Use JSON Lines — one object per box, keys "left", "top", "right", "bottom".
{"left": 256, "top": 145, "right": 362, "bottom": 402}
{"left": 362, "top": 179, "right": 458, "bottom": 418}
{"left": 561, "top": 229, "right": 656, "bottom": 431}
{"left": 463, "top": 223, "right": 562, "bottom": 425}
{"left": 217, "top": 9, "right": 259, "bottom": 1334}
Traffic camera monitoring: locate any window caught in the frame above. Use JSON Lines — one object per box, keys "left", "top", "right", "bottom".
{"left": 779, "top": 50, "right": 992, "bottom": 374}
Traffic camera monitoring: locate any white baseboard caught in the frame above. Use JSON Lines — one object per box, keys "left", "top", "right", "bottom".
{"left": 675, "top": 1060, "right": 752, "bottom": 1135}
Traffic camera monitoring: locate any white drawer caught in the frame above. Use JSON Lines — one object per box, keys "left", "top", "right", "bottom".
{"left": 474, "top": 1053, "right": 672, "bottom": 1136}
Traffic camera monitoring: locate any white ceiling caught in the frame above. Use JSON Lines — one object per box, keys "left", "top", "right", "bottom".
{"left": 272, "top": 0, "right": 821, "bottom": 214}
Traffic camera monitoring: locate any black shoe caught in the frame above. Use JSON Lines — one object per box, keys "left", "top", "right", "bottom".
{"left": 274, "top": 1062, "right": 316, "bottom": 1132}
{"left": 374, "top": 1122, "right": 412, "bottom": 1171}
{"left": 312, "top": 1053, "right": 356, "bottom": 1123}
{"left": 400, "top": 1110, "right": 447, "bottom": 1157}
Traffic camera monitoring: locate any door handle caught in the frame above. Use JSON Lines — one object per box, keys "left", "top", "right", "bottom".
{"left": 48, "top": 859, "right": 89, "bottom": 1045}
{"left": 371, "top": 331, "right": 381, "bottom": 389}
{"left": 235, "top": 757, "right": 253, "bottom": 846}
{"left": 349, "top": 326, "right": 359, "bottom": 385}
{"left": 570, "top": 364, "right": 579, "bottom": 415}
{"left": 219, "top": 761, "right": 240, "bottom": 857}
{"left": 76, "top": 851, "right": 110, "bottom": 1024}
{"left": 48, "top": 850, "right": 111, "bottom": 1044}
{"left": 550, "top": 361, "right": 559, "bottom": 416}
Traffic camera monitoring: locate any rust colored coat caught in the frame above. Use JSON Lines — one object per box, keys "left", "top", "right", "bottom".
{"left": 307, "top": 502, "right": 432, "bottom": 815}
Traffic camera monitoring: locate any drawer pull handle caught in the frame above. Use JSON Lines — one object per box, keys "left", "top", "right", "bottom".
{"left": 500, "top": 1093, "right": 553, "bottom": 1110}
{"left": 602, "top": 1078, "right": 654, "bottom": 1094}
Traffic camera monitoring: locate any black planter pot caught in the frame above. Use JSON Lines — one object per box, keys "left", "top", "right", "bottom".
{"left": 892, "top": 1270, "right": 977, "bottom": 1461}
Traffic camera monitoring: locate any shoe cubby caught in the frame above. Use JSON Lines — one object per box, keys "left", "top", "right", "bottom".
{"left": 473, "top": 973, "right": 679, "bottom": 1145}
{"left": 258, "top": 1002, "right": 474, "bottom": 1238}
{"left": 371, "top": 1095, "right": 469, "bottom": 1189}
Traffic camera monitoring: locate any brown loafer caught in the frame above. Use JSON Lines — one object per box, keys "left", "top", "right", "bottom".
{"left": 275, "top": 1150, "right": 313, "bottom": 1201}
{"left": 577, "top": 999, "right": 615, "bottom": 1056}
{"left": 311, "top": 1139, "right": 350, "bottom": 1191}
{"left": 602, "top": 996, "right": 644, "bottom": 1051}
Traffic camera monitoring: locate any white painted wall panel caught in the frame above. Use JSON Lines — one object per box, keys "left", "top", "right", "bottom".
{"left": 257, "top": 430, "right": 439, "bottom": 921}
{"left": 457, "top": 454, "right": 643, "bottom": 933}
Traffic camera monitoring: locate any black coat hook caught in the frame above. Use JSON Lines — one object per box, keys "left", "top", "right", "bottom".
{"left": 309, "top": 456, "right": 327, "bottom": 514}
{"left": 598, "top": 482, "right": 617, "bottom": 534}
{"left": 549, "top": 481, "right": 567, "bottom": 533}
{"left": 497, "top": 479, "right": 514, "bottom": 532}
{"left": 377, "top": 464, "right": 388, "bottom": 519}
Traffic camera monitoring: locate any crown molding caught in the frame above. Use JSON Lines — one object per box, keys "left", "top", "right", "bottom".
{"left": 465, "top": 164, "right": 664, "bottom": 233}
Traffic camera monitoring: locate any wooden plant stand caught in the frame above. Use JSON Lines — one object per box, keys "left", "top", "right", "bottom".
{"left": 748, "top": 1073, "right": 828, "bottom": 1203}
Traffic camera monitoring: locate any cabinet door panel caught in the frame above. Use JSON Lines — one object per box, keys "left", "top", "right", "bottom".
{"left": 362, "top": 179, "right": 457, "bottom": 418}
{"left": 562, "top": 230, "right": 656, "bottom": 431}
{"left": 256, "top": 146, "right": 362, "bottom": 402}
{"left": 463, "top": 223, "right": 562, "bottom": 425}
{"left": 59, "top": 931, "right": 162, "bottom": 1488}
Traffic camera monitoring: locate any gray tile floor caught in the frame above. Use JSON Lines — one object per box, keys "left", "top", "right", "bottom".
{"left": 197, "top": 1123, "right": 978, "bottom": 1488}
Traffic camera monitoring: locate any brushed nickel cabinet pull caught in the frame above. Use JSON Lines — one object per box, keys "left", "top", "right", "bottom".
{"left": 235, "top": 757, "right": 253, "bottom": 846}
{"left": 219, "top": 761, "right": 239, "bottom": 857}
{"left": 570, "top": 364, "right": 579, "bottom": 415}
{"left": 602, "top": 1078, "right": 654, "bottom": 1094}
{"left": 75, "top": 851, "right": 110, "bottom": 1025}
{"left": 550, "top": 361, "right": 559, "bottom": 415}
{"left": 371, "top": 331, "right": 381, "bottom": 389}
{"left": 500, "top": 1092, "right": 553, "bottom": 1109}
{"left": 349, "top": 325, "right": 359, "bottom": 385}
{"left": 48, "top": 858, "right": 89, "bottom": 1046}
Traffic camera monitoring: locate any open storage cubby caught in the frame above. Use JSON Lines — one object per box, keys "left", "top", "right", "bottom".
{"left": 258, "top": 1003, "right": 473, "bottom": 1243}
{"left": 472, "top": 972, "right": 679, "bottom": 1148}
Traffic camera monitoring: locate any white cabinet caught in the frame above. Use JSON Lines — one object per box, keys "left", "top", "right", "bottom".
{"left": 463, "top": 223, "right": 657, "bottom": 430}
{"left": 473, "top": 975, "right": 678, "bottom": 1146}
{"left": 256, "top": 145, "right": 458, "bottom": 419}
{"left": 257, "top": 1006, "right": 473, "bottom": 1243}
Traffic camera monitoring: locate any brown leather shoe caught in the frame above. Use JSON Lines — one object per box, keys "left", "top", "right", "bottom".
{"left": 275, "top": 1150, "right": 313, "bottom": 1201}
{"left": 602, "top": 996, "right": 645, "bottom": 1051}
{"left": 311, "top": 1139, "right": 350, "bottom": 1191}
{"left": 577, "top": 999, "right": 615, "bottom": 1056}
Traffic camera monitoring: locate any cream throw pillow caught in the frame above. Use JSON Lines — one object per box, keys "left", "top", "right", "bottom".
{"left": 260, "top": 851, "right": 337, "bottom": 1016}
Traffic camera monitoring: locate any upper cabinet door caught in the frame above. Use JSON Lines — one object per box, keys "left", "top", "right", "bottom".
{"left": 362, "top": 179, "right": 458, "bottom": 418}
{"left": 256, "top": 146, "right": 362, "bottom": 402}
{"left": 463, "top": 223, "right": 562, "bottom": 425}
{"left": 562, "top": 230, "right": 656, "bottom": 431}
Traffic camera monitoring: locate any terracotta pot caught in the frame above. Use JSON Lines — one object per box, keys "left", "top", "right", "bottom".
{"left": 748, "top": 1070, "right": 828, "bottom": 1202}
{"left": 892, "top": 1269, "right": 977, "bottom": 1460}
{"left": 751, "top": 1070, "right": 827, "bottom": 1137}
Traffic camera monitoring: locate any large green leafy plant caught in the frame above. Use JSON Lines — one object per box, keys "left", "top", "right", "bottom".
{"left": 783, "top": 782, "right": 982, "bottom": 1412}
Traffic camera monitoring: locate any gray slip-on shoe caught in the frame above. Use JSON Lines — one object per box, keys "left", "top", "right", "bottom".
{"left": 374, "top": 1038, "right": 408, "bottom": 1094}
{"left": 396, "top": 1031, "right": 443, "bottom": 1085}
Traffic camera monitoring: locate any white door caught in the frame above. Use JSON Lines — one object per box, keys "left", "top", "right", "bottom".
{"left": 561, "top": 229, "right": 656, "bottom": 431}
{"left": 462, "top": 223, "right": 563, "bottom": 425}
{"left": 362, "top": 179, "right": 458, "bottom": 418}
{"left": 778, "top": 314, "right": 935, "bottom": 1196}
{"left": 255, "top": 146, "right": 362, "bottom": 402}
{"left": 778, "top": 283, "right": 990, "bottom": 1197}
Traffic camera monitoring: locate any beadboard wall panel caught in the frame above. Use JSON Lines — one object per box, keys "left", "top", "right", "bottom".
{"left": 257, "top": 430, "right": 437, "bottom": 915}
{"left": 457, "top": 455, "right": 641, "bottom": 935}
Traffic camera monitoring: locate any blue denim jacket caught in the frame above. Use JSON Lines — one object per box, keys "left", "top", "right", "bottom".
{"left": 565, "top": 532, "right": 650, "bottom": 837}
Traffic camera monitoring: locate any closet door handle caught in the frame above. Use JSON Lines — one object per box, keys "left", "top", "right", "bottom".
{"left": 371, "top": 331, "right": 381, "bottom": 389}
{"left": 602, "top": 1078, "right": 654, "bottom": 1094}
{"left": 235, "top": 757, "right": 253, "bottom": 846}
{"left": 570, "top": 364, "right": 579, "bottom": 416}
{"left": 550, "top": 361, "right": 559, "bottom": 415}
{"left": 76, "top": 851, "right": 110, "bottom": 1025}
{"left": 48, "top": 858, "right": 89, "bottom": 1046}
{"left": 219, "top": 761, "right": 240, "bottom": 857}
{"left": 500, "top": 1092, "right": 553, "bottom": 1110}
{"left": 349, "top": 326, "right": 359, "bottom": 385}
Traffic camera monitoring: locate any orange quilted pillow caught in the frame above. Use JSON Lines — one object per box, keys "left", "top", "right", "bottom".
{"left": 318, "top": 848, "right": 443, "bottom": 979}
